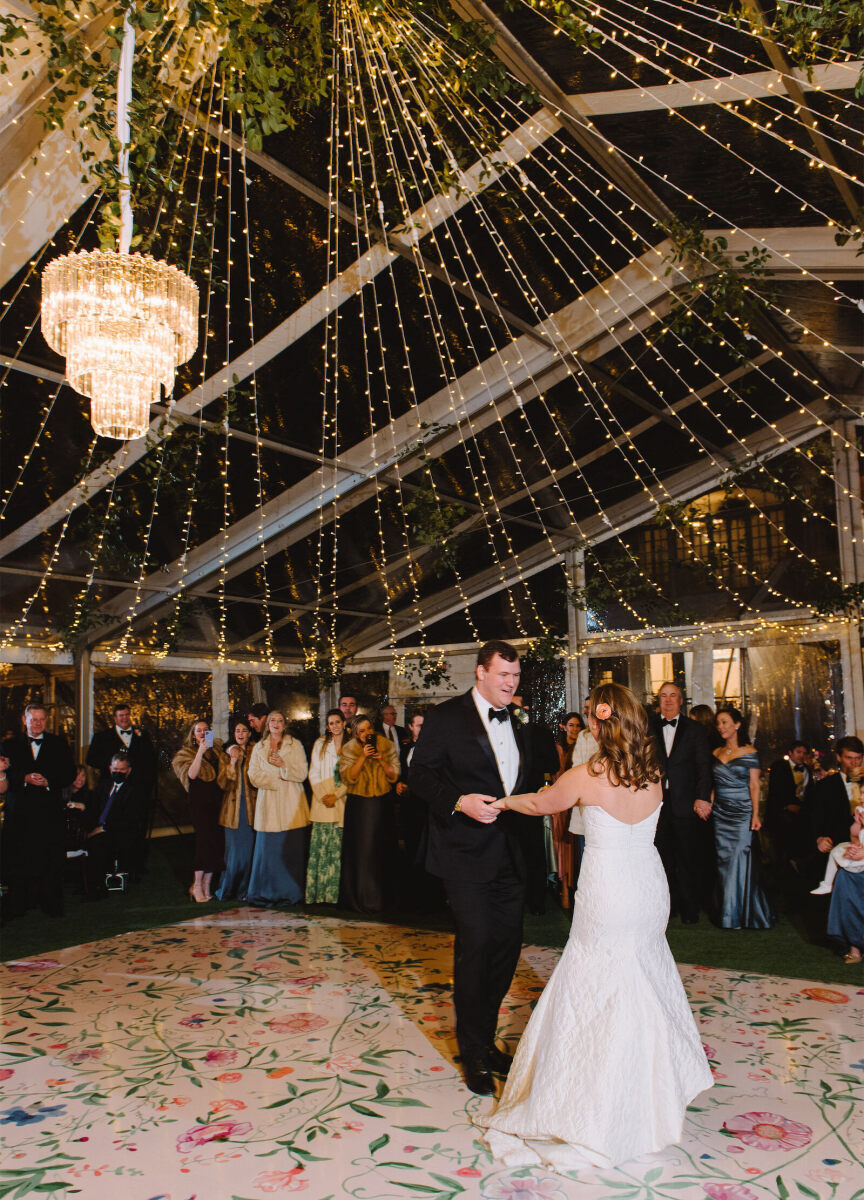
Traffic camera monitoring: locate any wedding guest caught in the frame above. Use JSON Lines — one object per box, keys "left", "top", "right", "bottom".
{"left": 567, "top": 707, "right": 600, "bottom": 887}
{"left": 64, "top": 764, "right": 92, "bottom": 862}
{"left": 511, "top": 692, "right": 555, "bottom": 915}
{"left": 339, "top": 715, "right": 400, "bottom": 913}
{"left": 807, "top": 736, "right": 864, "bottom": 887}
{"left": 1, "top": 703, "right": 76, "bottom": 917}
{"left": 550, "top": 710, "right": 583, "bottom": 903}
{"left": 652, "top": 682, "right": 714, "bottom": 924}
{"left": 765, "top": 740, "right": 811, "bottom": 866}
{"left": 217, "top": 719, "right": 257, "bottom": 901}
{"left": 712, "top": 708, "right": 775, "bottom": 929}
{"left": 379, "top": 704, "right": 405, "bottom": 753}
{"left": 84, "top": 751, "right": 149, "bottom": 897}
{"left": 246, "top": 703, "right": 269, "bottom": 743}
{"left": 339, "top": 692, "right": 359, "bottom": 734}
{"left": 172, "top": 720, "right": 228, "bottom": 903}
{"left": 396, "top": 711, "right": 442, "bottom": 911}
{"left": 306, "top": 709, "right": 347, "bottom": 904}
{"left": 689, "top": 704, "right": 720, "bottom": 748}
{"left": 87, "top": 703, "right": 157, "bottom": 792}
{"left": 247, "top": 711, "right": 309, "bottom": 907}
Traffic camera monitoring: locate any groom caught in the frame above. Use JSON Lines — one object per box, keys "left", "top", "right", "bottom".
{"left": 409, "top": 640, "right": 533, "bottom": 1095}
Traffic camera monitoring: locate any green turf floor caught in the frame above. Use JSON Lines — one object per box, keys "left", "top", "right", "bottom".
{"left": 1, "top": 835, "right": 861, "bottom": 987}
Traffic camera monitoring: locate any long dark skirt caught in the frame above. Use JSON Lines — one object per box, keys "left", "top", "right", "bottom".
{"left": 340, "top": 792, "right": 398, "bottom": 914}
{"left": 247, "top": 827, "right": 309, "bottom": 906}
{"left": 217, "top": 790, "right": 255, "bottom": 901}
{"left": 827, "top": 869, "right": 864, "bottom": 948}
{"left": 188, "top": 777, "right": 225, "bottom": 872}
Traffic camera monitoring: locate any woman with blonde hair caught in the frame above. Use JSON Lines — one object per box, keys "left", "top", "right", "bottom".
{"left": 172, "top": 719, "right": 229, "bottom": 903}
{"left": 246, "top": 711, "right": 309, "bottom": 906}
{"left": 305, "top": 708, "right": 348, "bottom": 904}
{"left": 478, "top": 682, "right": 712, "bottom": 1171}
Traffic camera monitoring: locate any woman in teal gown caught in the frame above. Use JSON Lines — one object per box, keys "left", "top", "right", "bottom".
{"left": 712, "top": 708, "right": 775, "bottom": 930}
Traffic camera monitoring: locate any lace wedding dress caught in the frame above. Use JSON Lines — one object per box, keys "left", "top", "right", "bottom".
{"left": 479, "top": 803, "right": 713, "bottom": 1171}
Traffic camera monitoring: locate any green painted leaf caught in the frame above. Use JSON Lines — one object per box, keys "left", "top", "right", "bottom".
{"left": 395, "top": 1125, "right": 441, "bottom": 1133}
{"left": 796, "top": 1186, "right": 820, "bottom": 1200}
{"left": 776, "top": 1177, "right": 790, "bottom": 1200}
{"left": 369, "top": 1134, "right": 390, "bottom": 1154}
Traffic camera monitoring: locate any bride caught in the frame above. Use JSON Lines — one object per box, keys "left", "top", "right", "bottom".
{"left": 478, "top": 683, "right": 713, "bottom": 1172}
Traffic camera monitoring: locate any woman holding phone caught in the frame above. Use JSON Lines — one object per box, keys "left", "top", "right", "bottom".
{"left": 247, "top": 710, "right": 310, "bottom": 906}
{"left": 172, "top": 719, "right": 229, "bottom": 902}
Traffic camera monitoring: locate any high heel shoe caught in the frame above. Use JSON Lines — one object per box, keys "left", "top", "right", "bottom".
{"left": 189, "top": 883, "right": 206, "bottom": 903}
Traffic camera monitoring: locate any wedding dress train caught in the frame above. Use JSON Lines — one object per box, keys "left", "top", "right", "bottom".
{"left": 479, "top": 804, "right": 713, "bottom": 1171}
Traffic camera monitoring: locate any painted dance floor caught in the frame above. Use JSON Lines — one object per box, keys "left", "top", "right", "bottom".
{"left": 2, "top": 911, "right": 863, "bottom": 1200}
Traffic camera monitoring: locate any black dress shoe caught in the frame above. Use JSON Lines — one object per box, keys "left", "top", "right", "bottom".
{"left": 463, "top": 1057, "right": 495, "bottom": 1096}
{"left": 486, "top": 1045, "right": 513, "bottom": 1075}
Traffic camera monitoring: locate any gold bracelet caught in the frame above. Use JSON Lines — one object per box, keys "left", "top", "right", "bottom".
{"left": 453, "top": 795, "right": 464, "bottom": 814}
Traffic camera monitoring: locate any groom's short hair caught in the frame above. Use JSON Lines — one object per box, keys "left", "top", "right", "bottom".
{"left": 476, "top": 640, "right": 519, "bottom": 671}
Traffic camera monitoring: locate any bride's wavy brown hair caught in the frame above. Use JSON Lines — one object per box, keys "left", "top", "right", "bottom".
{"left": 587, "top": 682, "right": 662, "bottom": 790}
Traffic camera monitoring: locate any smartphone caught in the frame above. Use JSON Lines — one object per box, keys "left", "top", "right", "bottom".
{"left": 203, "top": 730, "right": 215, "bottom": 749}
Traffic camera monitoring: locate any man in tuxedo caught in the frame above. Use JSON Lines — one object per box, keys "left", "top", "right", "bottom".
{"left": 84, "top": 751, "right": 149, "bottom": 896}
{"left": 765, "top": 740, "right": 811, "bottom": 865}
{"left": 409, "top": 640, "right": 533, "bottom": 1096}
{"left": 246, "top": 703, "right": 269, "bottom": 743}
{"left": 652, "top": 682, "right": 714, "bottom": 924}
{"left": 396, "top": 712, "right": 443, "bottom": 912}
{"left": 380, "top": 705, "right": 406, "bottom": 752}
{"left": 805, "top": 736, "right": 863, "bottom": 886}
{"left": 339, "top": 692, "right": 359, "bottom": 735}
{"left": 87, "top": 703, "right": 157, "bottom": 791}
{"left": 1, "top": 703, "right": 76, "bottom": 917}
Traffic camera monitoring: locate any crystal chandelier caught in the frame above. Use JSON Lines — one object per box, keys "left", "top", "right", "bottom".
{"left": 40, "top": 10, "right": 198, "bottom": 441}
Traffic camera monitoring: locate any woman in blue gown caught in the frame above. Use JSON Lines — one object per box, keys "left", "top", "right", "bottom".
{"left": 216, "top": 719, "right": 257, "bottom": 901}
{"left": 712, "top": 708, "right": 775, "bottom": 930}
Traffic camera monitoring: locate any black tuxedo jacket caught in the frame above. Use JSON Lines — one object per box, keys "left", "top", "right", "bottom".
{"left": 1, "top": 732, "right": 76, "bottom": 867}
{"left": 765, "top": 759, "right": 811, "bottom": 828}
{"left": 651, "top": 715, "right": 713, "bottom": 818}
{"left": 87, "top": 777, "right": 149, "bottom": 845}
{"left": 409, "top": 689, "right": 534, "bottom": 882}
{"left": 808, "top": 773, "right": 855, "bottom": 848}
{"left": 87, "top": 726, "right": 157, "bottom": 788}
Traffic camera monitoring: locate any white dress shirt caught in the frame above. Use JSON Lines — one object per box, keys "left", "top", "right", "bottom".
{"left": 472, "top": 686, "right": 519, "bottom": 794}
{"left": 29, "top": 737, "right": 43, "bottom": 760}
{"left": 383, "top": 723, "right": 400, "bottom": 748}
{"left": 116, "top": 725, "right": 134, "bottom": 747}
{"left": 662, "top": 717, "right": 679, "bottom": 756}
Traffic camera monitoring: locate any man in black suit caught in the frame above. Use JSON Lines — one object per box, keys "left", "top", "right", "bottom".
{"left": 380, "top": 705, "right": 406, "bottom": 753}
{"left": 765, "top": 740, "right": 811, "bottom": 865}
{"left": 246, "top": 703, "right": 269, "bottom": 743}
{"left": 84, "top": 751, "right": 149, "bottom": 896}
{"left": 1, "top": 703, "right": 76, "bottom": 917}
{"left": 805, "top": 735, "right": 863, "bottom": 886}
{"left": 410, "top": 640, "right": 533, "bottom": 1096}
{"left": 652, "top": 682, "right": 714, "bottom": 924}
{"left": 87, "top": 703, "right": 157, "bottom": 791}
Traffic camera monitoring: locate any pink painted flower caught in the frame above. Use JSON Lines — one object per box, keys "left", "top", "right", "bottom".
{"left": 800, "top": 987, "right": 849, "bottom": 1004}
{"left": 484, "top": 1177, "right": 565, "bottom": 1199}
{"left": 342, "top": 1121, "right": 363, "bottom": 1132}
{"left": 252, "top": 1168, "right": 308, "bottom": 1192}
{"left": 285, "top": 974, "right": 327, "bottom": 986}
{"left": 702, "top": 1044, "right": 716, "bottom": 1059}
{"left": 212, "top": 1099, "right": 247, "bottom": 1114}
{"left": 217, "top": 1072, "right": 242, "bottom": 1083}
{"left": 176, "top": 1119, "right": 252, "bottom": 1154}
{"left": 702, "top": 1185, "right": 760, "bottom": 1200}
{"left": 456, "top": 1167, "right": 482, "bottom": 1177}
{"left": 6, "top": 959, "right": 60, "bottom": 971}
{"left": 266, "top": 1014, "right": 328, "bottom": 1034}
{"left": 205, "top": 1049, "right": 238, "bottom": 1066}
{"left": 179, "top": 1013, "right": 207, "bottom": 1027}
{"left": 724, "top": 1112, "right": 812, "bottom": 1151}
{"left": 325, "top": 1053, "right": 363, "bottom": 1073}
{"left": 807, "top": 1166, "right": 851, "bottom": 1184}
{"left": 0, "top": 1070, "right": 13, "bottom": 1081}
{"left": 65, "top": 1048, "right": 103, "bottom": 1065}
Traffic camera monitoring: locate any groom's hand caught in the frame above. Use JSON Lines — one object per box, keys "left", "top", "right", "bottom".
{"left": 459, "top": 794, "right": 499, "bottom": 823}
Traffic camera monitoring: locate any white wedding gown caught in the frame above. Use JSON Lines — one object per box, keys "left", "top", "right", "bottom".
{"left": 479, "top": 803, "right": 713, "bottom": 1171}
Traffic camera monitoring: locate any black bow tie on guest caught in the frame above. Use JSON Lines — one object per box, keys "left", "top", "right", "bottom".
{"left": 489, "top": 707, "right": 510, "bottom": 723}
{"left": 28, "top": 736, "right": 43, "bottom": 743}
{"left": 660, "top": 718, "right": 678, "bottom": 728}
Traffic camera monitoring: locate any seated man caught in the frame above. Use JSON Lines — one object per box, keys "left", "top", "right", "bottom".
{"left": 84, "top": 751, "right": 148, "bottom": 896}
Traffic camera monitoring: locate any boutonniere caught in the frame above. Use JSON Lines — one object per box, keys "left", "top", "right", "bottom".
{"left": 134, "top": 729, "right": 141, "bottom": 737}
{"left": 511, "top": 706, "right": 528, "bottom": 725}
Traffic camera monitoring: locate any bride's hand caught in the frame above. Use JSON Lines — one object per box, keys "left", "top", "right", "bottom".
{"left": 490, "top": 798, "right": 508, "bottom": 812}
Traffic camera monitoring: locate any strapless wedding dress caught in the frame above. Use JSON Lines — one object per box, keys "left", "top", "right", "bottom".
{"left": 479, "top": 804, "right": 713, "bottom": 1171}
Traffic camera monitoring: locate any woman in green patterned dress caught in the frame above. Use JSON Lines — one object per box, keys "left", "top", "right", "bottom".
{"left": 305, "top": 709, "right": 347, "bottom": 903}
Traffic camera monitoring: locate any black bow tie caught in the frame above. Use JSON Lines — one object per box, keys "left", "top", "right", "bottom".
{"left": 660, "top": 718, "right": 678, "bottom": 728}
{"left": 28, "top": 736, "right": 43, "bottom": 743}
{"left": 489, "top": 707, "right": 510, "bottom": 723}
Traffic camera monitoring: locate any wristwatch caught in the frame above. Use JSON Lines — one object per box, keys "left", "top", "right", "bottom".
{"left": 453, "top": 795, "right": 464, "bottom": 814}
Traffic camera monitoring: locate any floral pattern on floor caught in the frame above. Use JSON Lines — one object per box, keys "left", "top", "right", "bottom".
{"left": 1, "top": 910, "right": 863, "bottom": 1200}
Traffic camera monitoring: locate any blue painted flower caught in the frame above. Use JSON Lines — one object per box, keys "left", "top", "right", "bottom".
{"left": 848, "top": 1060, "right": 864, "bottom": 1073}
{"left": 1, "top": 1104, "right": 66, "bottom": 1125}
